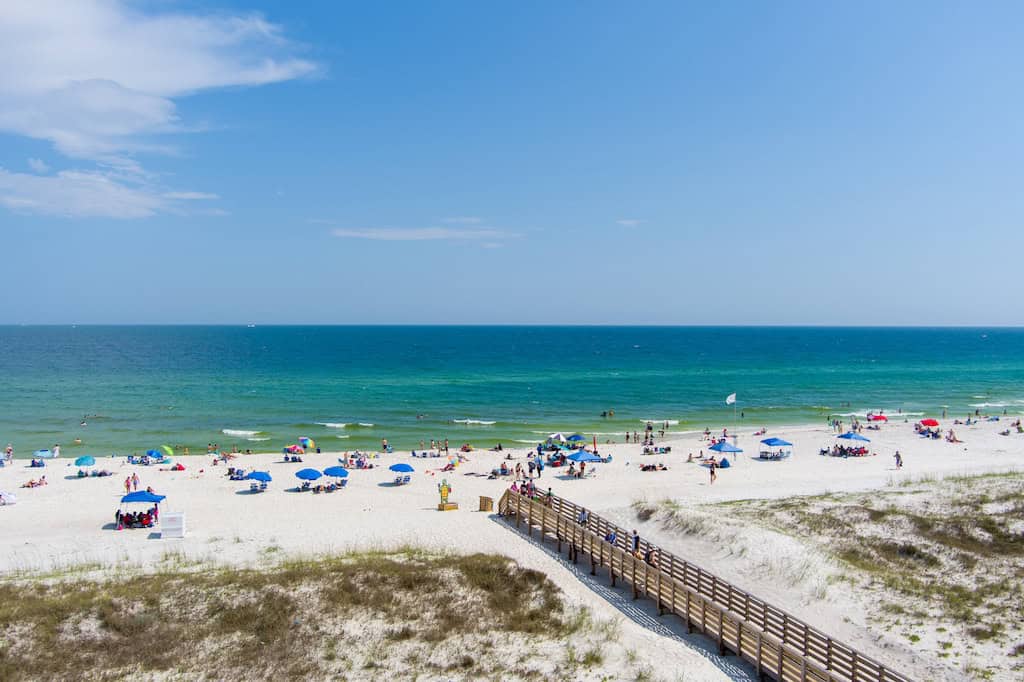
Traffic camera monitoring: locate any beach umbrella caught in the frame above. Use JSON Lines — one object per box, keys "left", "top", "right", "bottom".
{"left": 121, "top": 491, "right": 166, "bottom": 504}
{"left": 389, "top": 463, "right": 414, "bottom": 473}
{"left": 299, "top": 436, "right": 315, "bottom": 449}
{"left": 548, "top": 433, "right": 567, "bottom": 442}
{"left": 868, "top": 415, "right": 888, "bottom": 422}
{"left": 285, "top": 444, "right": 305, "bottom": 454}
{"left": 295, "top": 468, "right": 322, "bottom": 481}
{"left": 74, "top": 455, "right": 96, "bottom": 467}
{"left": 245, "top": 471, "right": 272, "bottom": 482}
{"left": 568, "top": 451, "right": 602, "bottom": 463}
{"left": 160, "top": 445, "right": 174, "bottom": 456}
{"left": 145, "top": 449, "right": 162, "bottom": 458}
{"left": 709, "top": 441, "right": 743, "bottom": 453}
{"left": 759, "top": 438, "right": 792, "bottom": 447}
{"left": 323, "top": 466, "right": 349, "bottom": 478}
{"left": 837, "top": 432, "right": 870, "bottom": 442}
{"left": 566, "top": 434, "right": 585, "bottom": 442}
{"left": 34, "top": 449, "right": 54, "bottom": 459}
{"left": 920, "top": 418, "right": 940, "bottom": 427}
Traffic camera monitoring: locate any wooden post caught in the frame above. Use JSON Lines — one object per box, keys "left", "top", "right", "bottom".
{"left": 632, "top": 557, "right": 638, "bottom": 600}
{"left": 717, "top": 609, "right": 725, "bottom": 655}
{"left": 755, "top": 631, "right": 763, "bottom": 679}
{"left": 657, "top": 567, "right": 664, "bottom": 615}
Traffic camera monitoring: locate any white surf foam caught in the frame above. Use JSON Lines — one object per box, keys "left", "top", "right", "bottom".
{"left": 639, "top": 419, "right": 680, "bottom": 425}
{"left": 247, "top": 437, "right": 271, "bottom": 442}
{"left": 222, "top": 429, "right": 260, "bottom": 437}
{"left": 453, "top": 419, "right": 497, "bottom": 425}
{"left": 316, "top": 422, "right": 348, "bottom": 429}
{"left": 970, "top": 402, "right": 1007, "bottom": 408}
{"left": 335, "top": 435, "right": 350, "bottom": 439}
{"left": 357, "top": 423, "right": 375, "bottom": 427}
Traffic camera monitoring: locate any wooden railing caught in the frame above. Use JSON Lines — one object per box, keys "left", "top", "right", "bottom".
{"left": 497, "top": 490, "right": 911, "bottom": 682}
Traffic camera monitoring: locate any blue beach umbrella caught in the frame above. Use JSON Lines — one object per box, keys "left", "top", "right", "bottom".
{"left": 709, "top": 441, "right": 743, "bottom": 453}
{"left": 567, "top": 450, "right": 602, "bottom": 463}
{"left": 760, "top": 438, "right": 793, "bottom": 447}
{"left": 74, "top": 456, "right": 96, "bottom": 467}
{"left": 246, "top": 471, "right": 272, "bottom": 482}
{"left": 121, "top": 491, "right": 166, "bottom": 504}
{"left": 323, "top": 466, "right": 349, "bottom": 478}
{"left": 34, "top": 449, "right": 54, "bottom": 459}
{"left": 566, "top": 434, "right": 586, "bottom": 442}
{"left": 837, "top": 432, "right": 870, "bottom": 442}
{"left": 389, "top": 463, "right": 414, "bottom": 473}
{"left": 145, "top": 449, "right": 163, "bottom": 457}
{"left": 295, "top": 468, "right": 322, "bottom": 481}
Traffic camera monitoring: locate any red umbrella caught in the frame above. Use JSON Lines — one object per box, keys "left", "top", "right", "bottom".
{"left": 868, "top": 414, "right": 888, "bottom": 422}
{"left": 920, "top": 418, "right": 939, "bottom": 427}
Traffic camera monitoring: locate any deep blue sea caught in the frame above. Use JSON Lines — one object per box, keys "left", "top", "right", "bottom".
{"left": 1, "top": 326, "right": 1022, "bottom": 457}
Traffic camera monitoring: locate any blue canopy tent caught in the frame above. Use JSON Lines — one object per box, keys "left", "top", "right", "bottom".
{"left": 837, "top": 432, "right": 870, "bottom": 442}
{"left": 758, "top": 437, "right": 792, "bottom": 460}
{"left": 74, "top": 456, "right": 96, "bottom": 467}
{"left": 389, "top": 463, "right": 414, "bottom": 473}
{"left": 323, "top": 466, "right": 349, "bottom": 478}
{"left": 295, "top": 468, "right": 322, "bottom": 481}
{"left": 121, "top": 491, "right": 166, "bottom": 504}
{"left": 246, "top": 471, "right": 272, "bottom": 482}
{"left": 567, "top": 451, "right": 602, "bottom": 463}
{"left": 34, "top": 449, "right": 55, "bottom": 459}
{"left": 709, "top": 441, "right": 743, "bottom": 453}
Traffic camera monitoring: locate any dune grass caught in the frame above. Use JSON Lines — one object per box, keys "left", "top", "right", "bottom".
{"left": 0, "top": 549, "right": 589, "bottom": 681}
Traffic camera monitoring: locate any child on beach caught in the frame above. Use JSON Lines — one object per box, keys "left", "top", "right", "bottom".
{"left": 894, "top": 451, "right": 903, "bottom": 469}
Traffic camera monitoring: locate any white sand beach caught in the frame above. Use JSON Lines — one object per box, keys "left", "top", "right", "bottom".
{"left": 2, "top": 416, "right": 1022, "bottom": 680}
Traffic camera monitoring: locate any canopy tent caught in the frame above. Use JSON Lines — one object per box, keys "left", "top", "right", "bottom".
{"left": 295, "top": 468, "right": 322, "bottom": 481}
{"left": 323, "top": 466, "right": 349, "bottom": 478}
{"left": 837, "top": 432, "right": 870, "bottom": 442}
{"left": 758, "top": 437, "right": 792, "bottom": 460}
{"left": 389, "top": 463, "right": 415, "bottom": 473}
{"left": 121, "top": 491, "right": 166, "bottom": 504}
{"left": 74, "top": 455, "right": 96, "bottom": 467}
{"left": 245, "top": 471, "right": 272, "bottom": 482}
{"left": 33, "top": 449, "right": 55, "bottom": 459}
{"left": 567, "top": 450, "right": 602, "bottom": 463}
{"left": 709, "top": 441, "right": 743, "bottom": 453}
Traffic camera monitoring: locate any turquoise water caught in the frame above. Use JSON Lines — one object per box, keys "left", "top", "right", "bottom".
{"left": 1, "top": 326, "right": 1022, "bottom": 457}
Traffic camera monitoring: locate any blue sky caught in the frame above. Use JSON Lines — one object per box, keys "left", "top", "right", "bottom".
{"left": 1, "top": 1, "right": 1022, "bottom": 325}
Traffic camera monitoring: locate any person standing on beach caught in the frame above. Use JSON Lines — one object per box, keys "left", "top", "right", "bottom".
{"left": 444, "top": 438, "right": 449, "bottom": 454}
{"left": 53, "top": 444, "right": 61, "bottom": 458}
{"left": 131, "top": 472, "right": 140, "bottom": 491}
{"left": 894, "top": 451, "right": 903, "bottom": 469}
{"left": 709, "top": 460, "right": 717, "bottom": 484}
{"left": 124, "top": 477, "right": 131, "bottom": 494}
{"left": 536, "top": 458, "right": 543, "bottom": 478}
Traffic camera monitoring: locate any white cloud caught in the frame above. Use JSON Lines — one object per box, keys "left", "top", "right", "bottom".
{"left": 441, "top": 216, "right": 482, "bottom": 224}
{"left": 27, "top": 158, "right": 49, "bottom": 173}
{"left": 332, "top": 227, "right": 512, "bottom": 241}
{"left": 0, "top": 0, "right": 317, "bottom": 217}
{"left": 162, "top": 191, "right": 219, "bottom": 200}
{"left": 617, "top": 219, "right": 643, "bottom": 227}
{"left": 0, "top": 167, "right": 166, "bottom": 218}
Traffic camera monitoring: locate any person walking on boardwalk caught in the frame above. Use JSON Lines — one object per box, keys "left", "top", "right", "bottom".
{"left": 631, "top": 529, "right": 641, "bottom": 556}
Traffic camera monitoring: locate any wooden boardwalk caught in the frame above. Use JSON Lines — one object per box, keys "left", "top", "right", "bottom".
{"left": 497, "top": 490, "right": 911, "bottom": 682}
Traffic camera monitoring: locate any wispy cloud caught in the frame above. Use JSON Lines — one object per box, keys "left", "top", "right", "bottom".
{"left": 441, "top": 216, "right": 482, "bottom": 224}
{"left": 617, "top": 219, "right": 643, "bottom": 227}
{"left": 0, "top": 167, "right": 166, "bottom": 218}
{"left": 162, "top": 191, "right": 219, "bottom": 200}
{"left": 332, "top": 227, "right": 512, "bottom": 241}
{"left": 27, "top": 158, "right": 49, "bottom": 174}
{"left": 0, "top": 0, "right": 317, "bottom": 217}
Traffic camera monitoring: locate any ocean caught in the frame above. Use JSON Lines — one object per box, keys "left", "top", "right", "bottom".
{"left": 1, "top": 326, "right": 1022, "bottom": 457}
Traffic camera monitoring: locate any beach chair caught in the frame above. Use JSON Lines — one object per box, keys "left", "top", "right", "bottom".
{"left": 402, "top": 475, "right": 411, "bottom": 485}
{"left": 259, "top": 481, "right": 268, "bottom": 491}
{"left": 340, "top": 479, "right": 348, "bottom": 488}
{"left": 300, "top": 481, "right": 311, "bottom": 492}
{"left": 249, "top": 482, "right": 259, "bottom": 492}
{"left": 394, "top": 475, "right": 403, "bottom": 485}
